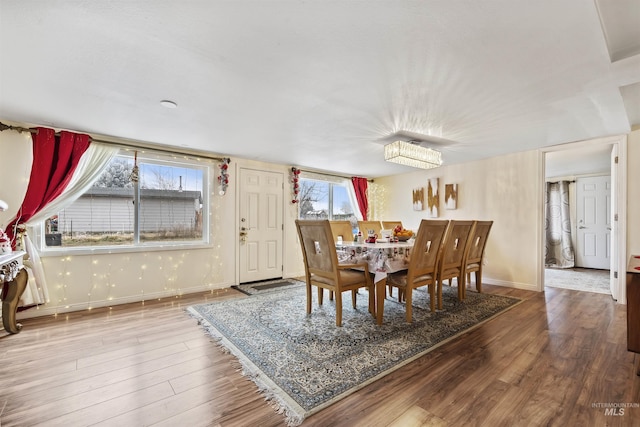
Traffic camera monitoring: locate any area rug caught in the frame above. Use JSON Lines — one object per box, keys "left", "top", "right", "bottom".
{"left": 187, "top": 284, "right": 522, "bottom": 426}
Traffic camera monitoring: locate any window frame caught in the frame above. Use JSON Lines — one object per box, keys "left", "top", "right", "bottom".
{"left": 297, "top": 173, "right": 359, "bottom": 222}
{"left": 34, "top": 149, "right": 212, "bottom": 255}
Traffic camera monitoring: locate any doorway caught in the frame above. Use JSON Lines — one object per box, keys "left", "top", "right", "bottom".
{"left": 238, "top": 168, "right": 284, "bottom": 283}
{"left": 543, "top": 138, "right": 624, "bottom": 297}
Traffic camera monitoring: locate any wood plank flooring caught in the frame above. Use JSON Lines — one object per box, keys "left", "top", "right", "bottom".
{"left": 1, "top": 284, "right": 639, "bottom": 426}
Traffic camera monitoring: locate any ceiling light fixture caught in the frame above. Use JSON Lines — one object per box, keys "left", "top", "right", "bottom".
{"left": 384, "top": 140, "right": 442, "bottom": 169}
{"left": 160, "top": 100, "right": 177, "bottom": 109}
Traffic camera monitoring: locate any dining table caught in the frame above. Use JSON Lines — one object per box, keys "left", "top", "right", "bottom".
{"left": 336, "top": 239, "right": 414, "bottom": 325}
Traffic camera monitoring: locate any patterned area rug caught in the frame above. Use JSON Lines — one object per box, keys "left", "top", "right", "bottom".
{"left": 187, "top": 284, "right": 521, "bottom": 426}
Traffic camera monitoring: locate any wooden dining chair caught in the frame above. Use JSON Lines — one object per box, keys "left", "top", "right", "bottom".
{"left": 463, "top": 220, "right": 493, "bottom": 293}
{"left": 295, "top": 219, "right": 374, "bottom": 326}
{"left": 329, "top": 220, "right": 355, "bottom": 243}
{"left": 436, "top": 220, "right": 476, "bottom": 309}
{"left": 381, "top": 221, "right": 403, "bottom": 231}
{"left": 386, "top": 219, "right": 449, "bottom": 321}
{"left": 357, "top": 220, "right": 382, "bottom": 239}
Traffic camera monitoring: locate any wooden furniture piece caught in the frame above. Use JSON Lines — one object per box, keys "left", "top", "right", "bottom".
{"left": 381, "top": 221, "right": 403, "bottom": 231}
{"left": 336, "top": 239, "right": 414, "bottom": 325}
{"left": 436, "top": 220, "right": 476, "bottom": 309}
{"left": 627, "top": 255, "right": 640, "bottom": 375}
{"left": 386, "top": 220, "right": 448, "bottom": 321}
{"left": 463, "top": 220, "right": 493, "bottom": 293}
{"left": 1, "top": 251, "right": 28, "bottom": 334}
{"left": 295, "top": 220, "right": 374, "bottom": 326}
{"left": 329, "top": 220, "right": 354, "bottom": 243}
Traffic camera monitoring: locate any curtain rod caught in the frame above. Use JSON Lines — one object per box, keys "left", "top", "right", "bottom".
{"left": 298, "top": 168, "right": 373, "bottom": 182}
{"left": 0, "top": 121, "right": 227, "bottom": 162}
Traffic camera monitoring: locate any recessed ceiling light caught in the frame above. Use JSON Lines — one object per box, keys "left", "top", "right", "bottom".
{"left": 160, "top": 100, "right": 177, "bottom": 109}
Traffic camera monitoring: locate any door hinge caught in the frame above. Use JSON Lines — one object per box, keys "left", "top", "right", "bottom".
{"left": 614, "top": 271, "right": 618, "bottom": 279}
{"left": 614, "top": 214, "right": 618, "bottom": 221}
{"left": 615, "top": 156, "right": 619, "bottom": 164}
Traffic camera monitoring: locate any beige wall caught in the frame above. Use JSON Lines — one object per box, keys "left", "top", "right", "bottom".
{"left": 0, "top": 129, "right": 303, "bottom": 320}
{"left": 375, "top": 150, "right": 542, "bottom": 290}
{"left": 1, "top": 125, "right": 638, "bottom": 319}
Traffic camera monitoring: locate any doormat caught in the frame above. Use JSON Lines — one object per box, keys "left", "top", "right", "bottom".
{"left": 232, "top": 278, "right": 304, "bottom": 295}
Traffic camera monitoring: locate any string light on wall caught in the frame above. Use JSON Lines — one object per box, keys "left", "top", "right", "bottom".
{"left": 290, "top": 167, "right": 301, "bottom": 203}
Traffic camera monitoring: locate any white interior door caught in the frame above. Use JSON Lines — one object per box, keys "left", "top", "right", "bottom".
{"left": 575, "top": 175, "right": 611, "bottom": 270}
{"left": 239, "top": 168, "right": 284, "bottom": 283}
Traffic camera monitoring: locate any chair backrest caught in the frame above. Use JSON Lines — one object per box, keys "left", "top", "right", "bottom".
{"left": 439, "top": 220, "right": 476, "bottom": 273}
{"left": 465, "top": 220, "right": 493, "bottom": 264}
{"left": 408, "top": 220, "right": 449, "bottom": 279}
{"left": 296, "top": 220, "right": 339, "bottom": 282}
{"left": 329, "top": 220, "right": 354, "bottom": 242}
{"left": 358, "top": 220, "right": 382, "bottom": 237}
{"left": 381, "top": 221, "right": 403, "bottom": 231}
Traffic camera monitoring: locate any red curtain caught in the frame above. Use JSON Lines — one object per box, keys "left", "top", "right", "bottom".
{"left": 351, "top": 177, "right": 368, "bottom": 221}
{"left": 6, "top": 127, "right": 91, "bottom": 248}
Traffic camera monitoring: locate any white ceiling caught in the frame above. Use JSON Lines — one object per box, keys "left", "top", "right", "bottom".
{"left": 1, "top": 1, "right": 639, "bottom": 178}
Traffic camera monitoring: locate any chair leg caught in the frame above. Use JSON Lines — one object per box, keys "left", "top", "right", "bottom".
{"left": 429, "top": 283, "right": 436, "bottom": 312}
{"left": 437, "top": 280, "right": 443, "bottom": 310}
{"left": 335, "top": 291, "right": 343, "bottom": 327}
{"left": 307, "top": 283, "right": 312, "bottom": 314}
{"left": 405, "top": 288, "right": 413, "bottom": 323}
{"left": 351, "top": 289, "right": 357, "bottom": 308}
{"left": 318, "top": 287, "right": 324, "bottom": 305}
{"left": 368, "top": 286, "right": 375, "bottom": 316}
{"left": 476, "top": 269, "right": 482, "bottom": 293}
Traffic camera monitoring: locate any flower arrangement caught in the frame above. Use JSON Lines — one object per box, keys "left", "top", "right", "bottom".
{"left": 218, "top": 157, "right": 231, "bottom": 195}
{"left": 291, "top": 167, "right": 301, "bottom": 203}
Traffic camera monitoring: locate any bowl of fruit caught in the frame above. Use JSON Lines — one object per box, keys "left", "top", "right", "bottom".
{"left": 393, "top": 225, "right": 414, "bottom": 241}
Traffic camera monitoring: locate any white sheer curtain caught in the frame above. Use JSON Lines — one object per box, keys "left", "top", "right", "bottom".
{"left": 19, "top": 143, "right": 119, "bottom": 307}
{"left": 545, "top": 181, "right": 575, "bottom": 269}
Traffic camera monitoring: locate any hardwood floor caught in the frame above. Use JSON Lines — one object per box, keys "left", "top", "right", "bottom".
{"left": 1, "top": 284, "right": 639, "bottom": 426}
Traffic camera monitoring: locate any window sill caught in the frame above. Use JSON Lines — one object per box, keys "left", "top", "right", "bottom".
{"left": 37, "top": 242, "right": 213, "bottom": 257}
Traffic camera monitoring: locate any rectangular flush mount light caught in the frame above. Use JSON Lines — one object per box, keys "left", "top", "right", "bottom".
{"left": 384, "top": 140, "right": 442, "bottom": 169}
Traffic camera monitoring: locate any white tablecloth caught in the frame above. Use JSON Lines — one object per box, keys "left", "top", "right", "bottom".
{"left": 337, "top": 241, "right": 413, "bottom": 283}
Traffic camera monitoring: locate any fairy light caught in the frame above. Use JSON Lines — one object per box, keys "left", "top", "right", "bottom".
{"left": 35, "top": 156, "right": 232, "bottom": 315}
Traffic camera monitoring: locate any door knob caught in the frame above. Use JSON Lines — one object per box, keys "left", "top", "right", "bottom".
{"left": 239, "top": 226, "right": 248, "bottom": 242}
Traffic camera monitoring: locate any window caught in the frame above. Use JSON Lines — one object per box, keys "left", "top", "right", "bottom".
{"left": 298, "top": 176, "right": 358, "bottom": 230}
{"left": 41, "top": 151, "right": 209, "bottom": 250}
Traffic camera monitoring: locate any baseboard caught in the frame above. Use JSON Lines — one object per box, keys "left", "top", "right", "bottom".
{"left": 16, "top": 282, "right": 235, "bottom": 320}
{"left": 482, "top": 277, "right": 540, "bottom": 292}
